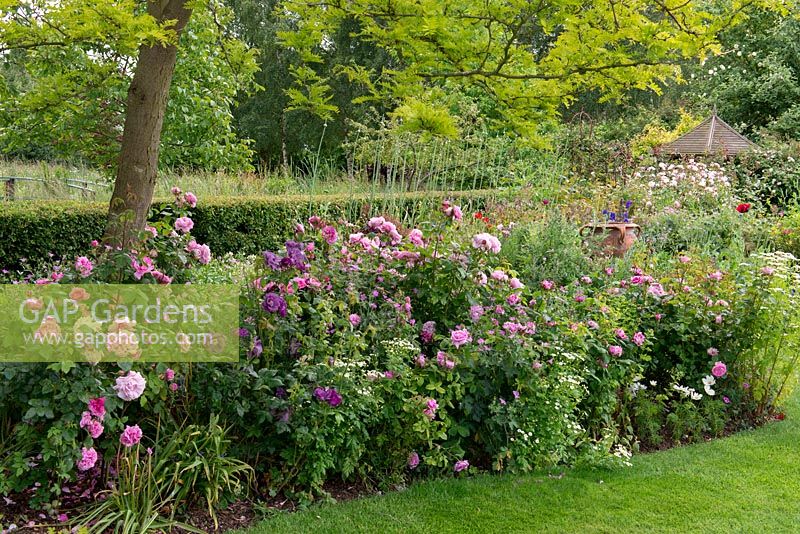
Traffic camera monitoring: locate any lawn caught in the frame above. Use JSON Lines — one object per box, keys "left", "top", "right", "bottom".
{"left": 243, "top": 394, "right": 800, "bottom": 534}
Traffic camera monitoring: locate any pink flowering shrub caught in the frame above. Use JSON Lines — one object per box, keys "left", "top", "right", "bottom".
{"left": 3, "top": 200, "right": 798, "bottom": 510}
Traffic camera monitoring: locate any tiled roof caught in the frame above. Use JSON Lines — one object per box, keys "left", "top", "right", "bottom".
{"left": 657, "top": 113, "right": 756, "bottom": 156}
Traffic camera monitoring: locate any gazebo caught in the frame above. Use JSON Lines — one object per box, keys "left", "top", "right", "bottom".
{"left": 656, "top": 112, "right": 756, "bottom": 157}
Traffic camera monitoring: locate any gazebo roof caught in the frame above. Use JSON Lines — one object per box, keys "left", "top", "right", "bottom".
{"left": 657, "top": 112, "right": 756, "bottom": 157}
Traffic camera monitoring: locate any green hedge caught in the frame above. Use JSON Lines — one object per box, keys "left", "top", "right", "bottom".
{"left": 0, "top": 190, "right": 503, "bottom": 269}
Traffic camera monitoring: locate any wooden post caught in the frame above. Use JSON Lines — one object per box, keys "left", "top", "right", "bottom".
{"left": 4, "top": 178, "right": 14, "bottom": 201}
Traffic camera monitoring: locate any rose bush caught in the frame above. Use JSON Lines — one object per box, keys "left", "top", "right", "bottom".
{"left": 2, "top": 198, "right": 799, "bottom": 517}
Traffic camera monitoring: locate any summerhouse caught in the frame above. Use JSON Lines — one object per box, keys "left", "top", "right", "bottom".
{"left": 656, "top": 112, "right": 756, "bottom": 157}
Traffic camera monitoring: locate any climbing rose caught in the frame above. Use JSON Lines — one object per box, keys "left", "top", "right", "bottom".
{"left": 711, "top": 361, "right": 728, "bottom": 378}
{"left": 77, "top": 447, "right": 98, "bottom": 472}
{"left": 608, "top": 345, "right": 623, "bottom": 357}
{"left": 423, "top": 398, "right": 438, "bottom": 419}
{"left": 421, "top": 321, "right": 436, "bottom": 343}
{"left": 114, "top": 371, "right": 146, "bottom": 401}
{"left": 454, "top": 460, "right": 470, "bottom": 472}
{"left": 409, "top": 229, "right": 425, "bottom": 246}
{"left": 119, "top": 425, "right": 143, "bottom": 447}
{"left": 183, "top": 192, "right": 197, "bottom": 208}
{"left": 75, "top": 256, "right": 93, "bottom": 277}
{"left": 262, "top": 293, "right": 288, "bottom": 317}
{"left": 85, "top": 420, "right": 104, "bottom": 439}
{"left": 314, "top": 387, "right": 342, "bottom": 407}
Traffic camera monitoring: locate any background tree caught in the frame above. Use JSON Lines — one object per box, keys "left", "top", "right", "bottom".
{"left": 0, "top": 0, "right": 257, "bottom": 244}
{"left": 280, "top": 0, "right": 784, "bottom": 140}
{"left": 228, "top": 0, "right": 394, "bottom": 168}
{"left": 686, "top": 8, "right": 800, "bottom": 139}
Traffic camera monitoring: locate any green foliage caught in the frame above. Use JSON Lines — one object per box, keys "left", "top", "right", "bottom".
{"left": 278, "top": 0, "right": 781, "bottom": 139}
{"left": 771, "top": 205, "right": 800, "bottom": 257}
{"left": 77, "top": 418, "right": 252, "bottom": 533}
{"left": 630, "top": 109, "right": 703, "bottom": 157}
{"left": 687, "top": 9, "right": 800, "bottom": 138}
{"left": 390, "top": 99, "right": 459, "bottom": 139}
{"left": 0, "top": 0, "right": 258, "bottom": 172}
{"left": 229, "top": 0, "right": 395, "bottom": 166}
{"left": 499, "top": 210, "right": 592, "bottom": 286}
{"left": 734, "top": 146, "right": 800, "bottom": 208}
{"left": 639, "top": 210, "right": 753, "bottom": 258}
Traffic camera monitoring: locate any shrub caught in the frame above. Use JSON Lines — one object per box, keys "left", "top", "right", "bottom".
{"left": 0, "top": 190, "right": 499, "bottom": 269}
{"left": 499, "top": 210, "right": 592, "bottom": 286}
{"left": 734, "top": 146, "right": 800, "bottom": 208}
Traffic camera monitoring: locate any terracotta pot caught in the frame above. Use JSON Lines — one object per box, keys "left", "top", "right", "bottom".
{"left": 580, "top": 222, "right": 640, "bottom": 257}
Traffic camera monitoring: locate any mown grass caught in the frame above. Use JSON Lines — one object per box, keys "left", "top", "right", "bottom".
{"left": 242, "top": 395, "right": 799, "bottom": 533}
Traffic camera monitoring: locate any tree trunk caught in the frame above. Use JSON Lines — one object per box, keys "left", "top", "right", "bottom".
{"left": 105, "top": 0, "right": 192, "bottom": 245}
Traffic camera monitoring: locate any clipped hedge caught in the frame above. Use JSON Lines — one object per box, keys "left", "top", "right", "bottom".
{"left": 0, "top": 189, "right": 502, "bottom": 269}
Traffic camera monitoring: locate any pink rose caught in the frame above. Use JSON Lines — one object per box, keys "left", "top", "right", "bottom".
{"left": 183, "top": 192, "right": 197, "bottom": 208}
{"left": 608, "top": 345, "right": 623, "bottom": 357}
{"left": 711, "top": 361, "right": 727, "bottom": 378}
{"left": 174, "top": 217, "right": 194, "bottom": 234}
{"left": 77, "top": 447, "right": 98, "bottom": 471}
{"left": 450, "top": 328, "right": 472, "bottom": 348}
{"left": 409, "top": 229, "right": 425, "bottom": 246}
{"left": 119, "top": 425, "right": 143, "bottom": 447}
{"left": 114, "top": 371, "right": 146, "bottom": 401}
{"left": 632, "top": 332, "right": 645, "bottom": 347}
{"left": 88, "top": 397, "right": 105, "bottom": 419}
{"left": 321, "top": 225, "right": 338, "bottom": 245}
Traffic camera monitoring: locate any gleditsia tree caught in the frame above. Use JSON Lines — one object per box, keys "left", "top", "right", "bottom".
{"left": 0, "top": 0, "right": 256, "bottom": 245}
{"left": 279, "top": 0, "right": 788, "bottom": 139}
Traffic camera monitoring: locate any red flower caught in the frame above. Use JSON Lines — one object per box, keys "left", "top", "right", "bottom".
{"left": 542, "top": 199, "right": 550, "bottom": 205}
{"left": 736, "top": 203, "right": 751, "bottom": 213}
{"left": 474, "top": 211, "right": 483, "bottom": 219}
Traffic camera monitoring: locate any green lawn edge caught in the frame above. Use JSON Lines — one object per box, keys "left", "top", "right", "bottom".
{"left": 241, "top": 394, "right": 800, "bottom": 534}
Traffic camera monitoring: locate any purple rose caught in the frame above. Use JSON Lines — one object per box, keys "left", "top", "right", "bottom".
{"left": 408, "top": 451, "right": 420, "bottom": 469}
{"left": 421, "top": 321, "right": 436, "bottom": 343}
{"left": 454, "top": 460, "right": 470, "bottom": 472}
{"left": 263, "top": 251, "right": 282, "bottom": 271}
{"left": 262, "top": 293, "right": 288, "bottom": 317}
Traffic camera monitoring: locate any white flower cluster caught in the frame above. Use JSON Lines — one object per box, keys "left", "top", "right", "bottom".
{"left": 629, "top": 381, "right": 647, "bottom": 398}
{"left": 673, "top": 383, "right": 703, "bottom": 401}
{"left": 634, "top": 160, "right": 732, "bottom": 208}
{"left": 702, "top": 375, "right": 716, "bottom": 396}
{"left": 381, "top": 338, "right": 419, "bottom": 358}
